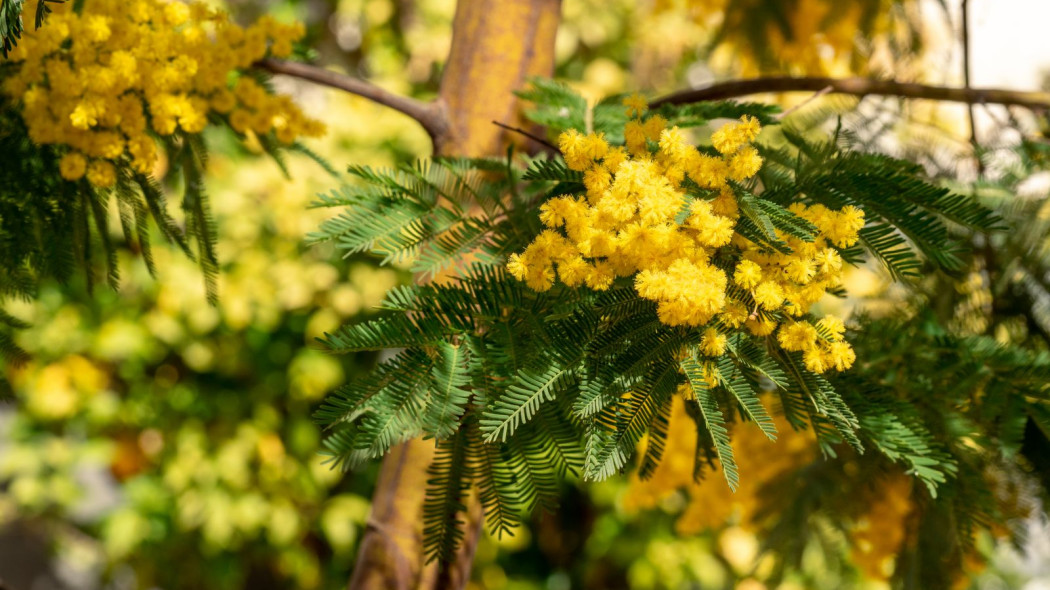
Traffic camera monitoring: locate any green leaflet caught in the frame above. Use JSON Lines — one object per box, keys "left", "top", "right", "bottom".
{"left": 681, "top": 356, "right": 739, "bottom": 491}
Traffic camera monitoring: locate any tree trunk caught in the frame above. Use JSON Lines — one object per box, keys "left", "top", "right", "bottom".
{"left": 347, "top": 1, "right": 561, "bottom": 589}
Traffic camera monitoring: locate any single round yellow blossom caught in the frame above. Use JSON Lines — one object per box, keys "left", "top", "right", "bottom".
{"left": 826, "top": 341, "right": 856, "bottom": 371}
{"left": 86, "top": 159, "right": 116, "bottom": 189}
{"left": 699, "top": 328, "right": 727, "bottom": 357}
{"left": 558, "top": 129, "right": 591, "bottom": 171}
{"left": 784, "top": 257, "right": 816, "bottom": 284}
{"left": 585, "top": 261, "right": 615, "bottom": 291}
{"left": 728, "top": 146, "right": 763, "bottom": 180}
{"left": 582, "top": 133, "right": 610, "bottom": 160}
{"left": 803, "top": 347, "right": 828, "bottom": 373}
{"left": 777, "top": 322, "right": 817, "bottom": 352}
{"left": 557, "top": 257, "right": 591, "bottom": 288}
{"left": 746, "top": 317, "right": 778, "bottom": 337}
{"left": 583, "top": 166, "right": 612, "bottom": 195}
{"left": 163, "top": 1, "right": 190, "bottom": 26}
{"left": 719, "top": 300, "right": 750, "bottom": 328}
{"left": 658, "top": 127, "right": 690, "bottom": 162}
{"left": 539, "top": 197, "right": 572, "bottom": 228}
{"left": 734, "top": 260, "right": 763, "bottom": 290}
{"left": 507, "top": 253, "right": 529, "bottom": 281}
{"left": 526, "top": 264, "right": 556, "bottom": 291}
{"left": 814, "top": 248, "right": 843, "bottom": 275}
{"left": 753, "top": 281, "right": 784, "bottom": 310}
{"left": 59, "top": 152, "right": 88, "bottom": 180}
{"left": 711, "top": 191, "right": 739, "bottom": 218}
{"left": 817, "top": 315, "right": 846, "bottom": 340}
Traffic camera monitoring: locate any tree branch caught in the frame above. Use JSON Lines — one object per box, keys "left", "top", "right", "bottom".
{"left": 651, "top": 77, "right": 1050, "bottom": 111}
{"left": 960, "top": 0, "right": 985, "bottom": 175}
{"left": 254, "top": 58, "right": 448, "bottom": 140}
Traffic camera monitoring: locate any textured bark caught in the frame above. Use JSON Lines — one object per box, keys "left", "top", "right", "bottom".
{"left": 347, "top": 438, "right": 436, "bottom": 590}
{"left": 348, "top": 1, "right": 561, "bottom": 588}
{"left": 434, "top": 0, "right": 561, "bottom": 157}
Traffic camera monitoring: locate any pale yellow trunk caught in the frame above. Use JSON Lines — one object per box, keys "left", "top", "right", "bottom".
{"left": 347, "top": 2, "right": 561, "bottom": 589}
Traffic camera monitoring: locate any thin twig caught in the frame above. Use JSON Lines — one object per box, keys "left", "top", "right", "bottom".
{"left": 491, "top": 121, "right": 559, "bottom": 153}
{"left": 961, "top": 0, "right": 984, "bottom": 175}
{"left": 775, "top": 85, "right": 834, "bottom": 120}
{"left": 651, "top": 77, "right": 1050, "bottom": 111}
{"left": 254, "top": 58, "right": 448, "bottom": 140}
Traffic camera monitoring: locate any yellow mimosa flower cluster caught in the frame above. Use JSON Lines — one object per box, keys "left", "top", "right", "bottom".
{"left": 4, "top": 0, "right": 325, "bottom": 188}
{"left": 508, "top": 96, "right": 864, "bottom": 372}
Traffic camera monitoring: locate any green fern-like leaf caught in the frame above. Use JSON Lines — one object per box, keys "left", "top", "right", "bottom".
{"left": 713, "top": 354, "right": 777, "bottom": 440}
{"left": 681, "top": 356, "right": 739, "bottom": 491}
{"left": 480, "top": 363, "right": 577, "bottom": 443}
{"left": 425, "top": 342, "right": 474, "bottom": 439}
{"left": 423, "top": 429, "right": 472, "bottom": 564}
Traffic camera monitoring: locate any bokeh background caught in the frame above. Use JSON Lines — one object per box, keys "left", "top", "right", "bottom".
{"left": 2, "top": 0, "right": 1049, "bottom": 589}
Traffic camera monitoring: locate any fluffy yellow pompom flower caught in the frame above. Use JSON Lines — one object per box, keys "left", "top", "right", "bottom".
{"left": 733, "top": 260, "right": 763, "bottom": 289}
{"left": 699, "top": 328, "right": 727, "bottom": 357}
{"left": 507, "top": 253, "right": 529, "bottom": 281}
{"left": 711, "top": 115, "right": 761, "bottom": 155}
{"left": 803, "top": 347, "right": 829, "bottom": 373}
{"left": 728, "top": 146, "right": 763, "bottom": 180}
{"left": 817, "top": 315, "right": 846, "bottom": 340}
{"left": 59, "top": 152, "right": 88, "bottom": 180}
{"left": 6, "top": 0, "right": 325, "bottom": 189}
{"left": 777, "top": 322, "right": 818, "bottom": 352}
{"left": 753, "top": 281, "right": 784, "bottom": 310}
{"left": 826, "top": 341, "right": 856, "bottom": 371}
{"left": 86, "top": 159, "right": 116, "bottom": 189}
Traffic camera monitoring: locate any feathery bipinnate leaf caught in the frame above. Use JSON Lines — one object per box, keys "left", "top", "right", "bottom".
{"left": 681, "top": 356, "right": 739, "bottom": 491}
{"left": 481, "top": 363, "right": 577, "bottom": 443}
{"left": 425, "top": 342, "right": 474, "bottom": 439}
{"left": 713, "top": 354, "right": 777, "bottom": 440}
{"left": 424, "top": 428, "right": 472, "bottom": 564}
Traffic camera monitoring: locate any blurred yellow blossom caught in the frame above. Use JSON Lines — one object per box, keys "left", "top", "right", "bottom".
{"left": 4, "top": 0, "right": 324, "bottom": 188}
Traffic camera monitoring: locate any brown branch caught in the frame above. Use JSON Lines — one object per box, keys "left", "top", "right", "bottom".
{"left": 254, "top": 58, "right": 448, "bottom": 140}
{"left": 961, "top": 0, "right": 985, "bottom": 175}
{"left": 650, "top": 77, "right": 1050, "bottom": 111}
